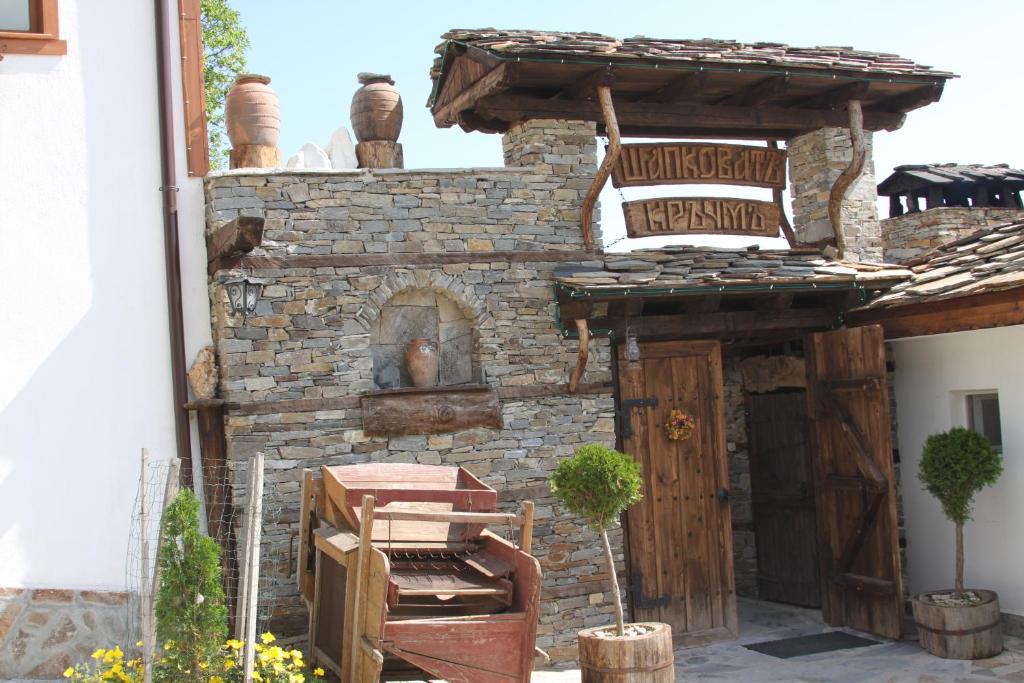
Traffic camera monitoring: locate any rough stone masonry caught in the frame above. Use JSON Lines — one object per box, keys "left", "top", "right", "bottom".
{"left": 206, "top": 120, "right": 624, "bottom": 664}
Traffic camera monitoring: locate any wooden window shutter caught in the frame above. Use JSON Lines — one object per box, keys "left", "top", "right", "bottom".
{"left": 178, "top": 0, "right": 209, "bottom": 177}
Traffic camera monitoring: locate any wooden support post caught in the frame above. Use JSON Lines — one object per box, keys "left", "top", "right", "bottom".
{"left": 230, "top": 144, "right": 280, "bottom": 170}
{"left": 241, "top": 453, "right": 264, "bottom": 683}
{"left": 519, "top": 501, "right": 535, "bottom": 556}
{"left": 139, "top": 449, "right": 153, "bottom": 683}
{"left": 827, "top": 100, "right": 866, "bottom": 259}
{"left": 581, "top": 84, "right": 620, "bottom": 251}
{"left": 356, "top": 141, "right": 404, "bottom": 169}
{"left": 349, "top": 494, "right": 376, "bottom": 683}
{"left": 568, "top": 318, "right": 590, "bottom": 394}
{"left": 769, "top": 140, "right": 797, "bottom": 247}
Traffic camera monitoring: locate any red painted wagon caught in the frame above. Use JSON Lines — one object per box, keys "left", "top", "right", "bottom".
{"left": 297, "top": 463, "right": 543, "bottom": 682}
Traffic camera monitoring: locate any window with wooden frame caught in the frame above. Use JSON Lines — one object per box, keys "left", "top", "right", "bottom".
{"left": 0, "top": 0, "right": 66, "bottom": 55}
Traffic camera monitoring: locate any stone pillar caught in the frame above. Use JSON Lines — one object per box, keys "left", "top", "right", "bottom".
{"left": 501, "top": 119, "right": 600, "bottom": 246}
{"left": 788, "top": 127, "right": 882, "bottom": 262}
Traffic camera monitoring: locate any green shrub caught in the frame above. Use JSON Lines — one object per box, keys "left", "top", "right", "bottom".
{"left": 550, "top": 444, "right": 643, "bottom": 635}
{"left": 919, "top": 427, "right": 1002, "bottom": 596}
{"left": 154, "top": 488, "right": 227, "bottom": 680}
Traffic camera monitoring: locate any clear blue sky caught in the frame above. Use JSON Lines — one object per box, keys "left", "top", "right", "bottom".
{"left": 234, "top": 0, "right": 1024, "bottom": 251}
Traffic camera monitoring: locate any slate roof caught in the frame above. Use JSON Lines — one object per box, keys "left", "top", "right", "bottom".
{"left": 554, "top": 246, "right": 912, "bottom": 295}
{"left": 432, "top": 29, "right": 955, "bottom": 80}
{"left": 878, "top": 164, "right": 1024, "bottom": 194}
{"left": 863, "top": 220, "right": 1024, "bottom": 309}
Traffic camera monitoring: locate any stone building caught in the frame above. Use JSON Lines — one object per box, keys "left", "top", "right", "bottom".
{"left": 200, "top": 30, "right": 964, "bottom": 666}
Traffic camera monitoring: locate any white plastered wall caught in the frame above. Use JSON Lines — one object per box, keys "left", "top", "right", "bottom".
{"left": 892, "top": 325, "right": 1024, "bottom": 615}
{"left": 0, "top": 0, "right": 211, "bottom": 590}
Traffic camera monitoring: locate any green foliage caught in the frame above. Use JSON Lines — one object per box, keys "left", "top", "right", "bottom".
{"left": 154, "top": 488, "right": 227, "bottom": 681}
{"left": 919, "top": 427, "right": 1003, "bottom": 525}
{"left": 201, "top": 0, "right": 250, "bottom": 169}
{"left": 550, "top": 444, "right": 643, "bottom": 532}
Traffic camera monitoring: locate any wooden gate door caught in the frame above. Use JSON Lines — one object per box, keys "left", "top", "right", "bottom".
{"left": 805, "top": 325, "right": 903, "bottom": 639}
{"left": 748, "top": 391, "right": 821, "bottom": 608}
{"left": 618, "top": 340, "right": 737, "bottom": 643}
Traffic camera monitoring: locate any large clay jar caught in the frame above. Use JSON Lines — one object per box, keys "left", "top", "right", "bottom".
{"left": 350, "top": 73, "right": 403, "bottom": 142}
{"left": 405, "top": 338, "right": 439, "bottom": 388}
{"left": 225, "top": 74, "right": 281, "bottom": 147}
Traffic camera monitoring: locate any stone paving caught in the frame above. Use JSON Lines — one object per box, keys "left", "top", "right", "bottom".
{"left": 532, "top": 598, "right": 1024, "bottom": 682}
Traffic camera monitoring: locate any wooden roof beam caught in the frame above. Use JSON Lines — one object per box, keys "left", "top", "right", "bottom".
{"left": 716, "top": 75, "right": 790, "bottom": 107}
{"left": 556, "top": 66, "right": 615, "bottom": 101}
{"left": 879, "top": 83, "right": 944, "bottom": 113}
{"left": 474, "top": 94, "right": 907, "bottom": 134}
{"left": 791, "top": 80, "right": 870, "bottom": 109}
{"left": 636, "top": 71, "right": 708, "bottom": 103}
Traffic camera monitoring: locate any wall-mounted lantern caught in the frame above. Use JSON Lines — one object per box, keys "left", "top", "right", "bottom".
{"left": 625, "top": 324, "right": 641, "bottom": 363}
{"left": 224, "top": 277, "right": 262, "bottom": 318}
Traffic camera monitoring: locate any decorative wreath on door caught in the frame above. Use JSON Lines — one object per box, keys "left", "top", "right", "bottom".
{"left": 665, "top": 409, "right": 696, "bottom": 441}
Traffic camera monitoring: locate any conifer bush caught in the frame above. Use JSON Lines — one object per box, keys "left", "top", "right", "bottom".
{"left": 550, "top": 444, "right": 643, "bottom": 636}
{"left": 919, "top": 427, "right": 1003, "bottom": 598}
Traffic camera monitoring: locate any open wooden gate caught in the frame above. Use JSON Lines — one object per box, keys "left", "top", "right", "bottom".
{"left": 805, "top": 325, "right": 903, "bottom": 640}
{"left": 618, "top": 340, "right": 737, "bottom": 644}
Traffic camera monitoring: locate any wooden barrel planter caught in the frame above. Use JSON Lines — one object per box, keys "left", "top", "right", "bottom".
{"left": 912, "top": 590, "right": 1003, "bottom": 659}
{"left": 578, "top": 622, "right": 674, "bottom": 682}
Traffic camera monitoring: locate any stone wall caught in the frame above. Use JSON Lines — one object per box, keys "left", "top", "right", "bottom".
{"left": 206, "top": 121, "right": 628, "bottom": 664}
{"left": 882, "top": 207, "right": 1024, "bottom": 262}
{"left": 724, "top": 358, "right": 758, "bottom": 599}
{"left": 0, "top": 588, "right": 130, "bottom": 679}
{"left": 788, "top": 127, "right": 882, "bottom": 262}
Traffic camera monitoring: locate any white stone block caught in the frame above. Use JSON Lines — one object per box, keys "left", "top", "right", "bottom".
{"left": 326, "top": 126, "right": 358, "bottom": 170}
{"left": 285, "top": 143, "right": 332, "bottom": 170}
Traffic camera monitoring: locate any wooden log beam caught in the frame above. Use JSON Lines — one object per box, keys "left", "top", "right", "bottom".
{"left": 558, "top": 66, "right": 615, "bottom": 101}
{"left": 636, "top": 71, "right": 708, "bottom": 103}
{"left": 581, "top": 85, "right": 620, "bottom": 251}
{"left": 716, "top": 75, "right": 789, "bottom": 107}
{"left": 591, "top": 307, "right": 838, "bottom": 340}
{"left": 474, "top": 94, "right": 907, "bottom": 135}
{"left": 768, "top": 140, "right": 797, "bottom": 247}
{"left": 207, "top": 216, "right": 264, "bottom": 274}
{"left": 361, "top": 385, "right": 503, "bottom": 436}
{"left": 879, "top": 83, "right": 944, "bottom": 113}
{"left": 568, "top": 318, "right": 590, "bottom": 394}
{"left": 828, "top": 100, "right": 866, "bottom": 258}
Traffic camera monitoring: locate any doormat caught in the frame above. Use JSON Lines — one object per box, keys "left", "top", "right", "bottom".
{"left": 745, "top": 631, "right": 880, "bottom": 659}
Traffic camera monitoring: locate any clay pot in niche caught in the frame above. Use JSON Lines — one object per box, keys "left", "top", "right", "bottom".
{"left": 225, "top": 74, "right": 281, "bottom": 147}
{"left": 350, "top": 72, "right": 403, "bottom": 142}
{"left": 406, "top": 338, "right": 439, "bottom": 388}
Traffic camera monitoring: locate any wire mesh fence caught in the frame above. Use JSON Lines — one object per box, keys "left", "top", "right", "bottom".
{"left": 124, "top": 450, "right": 287, "bottom": 664}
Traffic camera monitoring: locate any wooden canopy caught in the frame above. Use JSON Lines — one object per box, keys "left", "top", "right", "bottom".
{"left": 878, "top": 164, "right": 1024, "bottom": 216}
{"left": 429, "top": 30, "right": 955, "bottom": 139}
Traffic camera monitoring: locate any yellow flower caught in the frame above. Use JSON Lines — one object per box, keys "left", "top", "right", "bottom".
{"left": 313, "top": 667, "right": 325, "bottom": 677}
{"left": 91, "top": 649, "right": 106, "bottom": 660}
{"left": 260, "top": 632, "right": 276, "bottom": 644}
{"left": 63, "top": 667, "right": 75, "bottom": 678}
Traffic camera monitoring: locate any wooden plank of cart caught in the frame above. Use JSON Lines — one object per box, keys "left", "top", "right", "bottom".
{"left": 297, "top": 463, "right": 542, "bottom": 682}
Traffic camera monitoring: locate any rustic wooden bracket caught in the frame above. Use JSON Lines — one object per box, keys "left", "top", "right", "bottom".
{"left": 207, "top": 215, "right": 265, "bottom": 274}
{"left": 827, "top": 100, "right": 866, "bottom": 259}
{"left": 769, "top": 140, "right": 797, "bottom": 247}
{"left": 581, "top": 85, "right": 621, "bottom": 251}
{"left": 568, "top": 318, "right": 590, "bottom": 393}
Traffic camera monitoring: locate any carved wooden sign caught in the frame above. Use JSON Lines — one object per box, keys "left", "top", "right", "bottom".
{"left": 611, "top": 143, "right": 786, "bottom": 189}
{"left": 623, "top": 198, "right": 781, "bottom": 238}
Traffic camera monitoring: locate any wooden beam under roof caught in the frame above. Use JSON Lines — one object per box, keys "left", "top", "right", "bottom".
{"left": 556, "top": 66, "right": 615, "bottom": 100}
{"left": 791, "top": 80, "right": 871, "bottom": 109}
{"left": 878, "top": 83, "right": 944, "bottom": 113}
{"left": 716, "top": 75, "right": 790, "bottom": 107}
{"left": 432, "top": 61, "right": 518, "bottom": 128}
{"left": 589, "top": 307, "right": 839, "bottom": 340}
{"left": 473, "top": 93, "right": 906, "bottom": 137}
{"left": 846, "top": 288, "right": 1024, "bottom": 339}
{"left": 635, "top": 71, "right": 708, "bottom": 103}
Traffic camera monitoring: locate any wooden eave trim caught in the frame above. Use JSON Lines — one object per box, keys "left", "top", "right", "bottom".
{"left": 432, "top": 61, "right": 516, "bottom": 128}
{"left": 846, "top": 287, "right": 1024, "bottom": 339}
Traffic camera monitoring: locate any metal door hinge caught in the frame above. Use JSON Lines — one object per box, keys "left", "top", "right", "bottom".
{"left": 619, "top": 397, "right": 658, "bottom": 438}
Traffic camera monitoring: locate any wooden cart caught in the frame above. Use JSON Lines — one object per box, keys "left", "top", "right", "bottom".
{"left": 297, "top": 464, "right": 543, "bottom": 682}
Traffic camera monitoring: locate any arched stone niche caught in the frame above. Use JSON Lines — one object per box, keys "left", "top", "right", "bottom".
{"left": 370, "top": 288, "right": 477, "bottom": 389}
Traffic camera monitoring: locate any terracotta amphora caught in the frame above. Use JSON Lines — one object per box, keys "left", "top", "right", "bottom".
{"left": 350, "top": 73, "right": 403, "bottom": 142}
{"left": 225, "top": 74, "right": 281, "bottom": 147}
{"left": 406, "top": 338, "right": 439, "bottom": 388}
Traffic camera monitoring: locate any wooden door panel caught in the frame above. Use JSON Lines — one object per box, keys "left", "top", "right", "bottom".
{"left": 618, "top": 340, "right": 737, "bottom": 642}
{"left": 805, "top": 326, "right": 903, "bottom": 639}
{"left": 748, "top": 391, "right": 821, "bottom": 608}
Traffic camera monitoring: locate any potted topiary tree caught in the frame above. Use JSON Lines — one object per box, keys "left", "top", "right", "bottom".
{"left": 550, "top": 444, "right": 674, "bottom": 682}
{"left": 912, "top": 427, "right": 1004, "bottom": 659}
